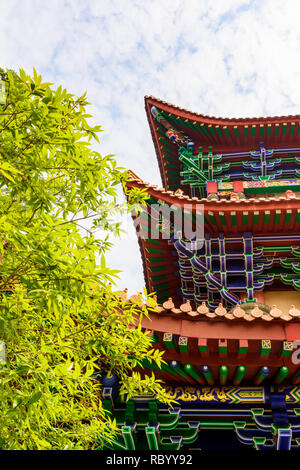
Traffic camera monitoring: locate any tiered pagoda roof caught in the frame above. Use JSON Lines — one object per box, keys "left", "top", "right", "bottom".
{"left": 108, "top": 98, "right": 300, "bottom": 451}
{"left": 127, "top": 174, "right": 300, "bottom": 306}
{"left": 122, "top": 97, "right": 300, "bottom": 388}
{"left": 126, "top": 98, "right": 300, "bottom": 308}
{"left": 145, "top": 95, "right": 300, "bottom": 194}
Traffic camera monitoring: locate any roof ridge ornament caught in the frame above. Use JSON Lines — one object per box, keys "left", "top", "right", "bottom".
{"left": 215, "top": 303, "right": 227, "bottom": 316}
{"left": 270, "top": 304, "right": 282, "bottom": 318}
{"left": 233, "top": 305, "right": 245, "bottom": 318}
{"left": 197, "top": 302, "right": 209, "bottom": 315}
{"left": 251, "top": 305, "right": 264, "bottom": 318}
{"left": 180, "top": 300, "right": 192, "bottom": 312}
{"left": 289, "top": 305, "right": 300, "bottom": 317}
{"left": 162, "top": 297, "right": 175, "bottom": 310}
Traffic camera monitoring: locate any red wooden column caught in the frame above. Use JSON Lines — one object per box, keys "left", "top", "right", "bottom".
{"left": 233, "top": 181, "right": 244, "bottom": 193}
{"left": 207, "top": 181, "right": 218, "bottom": 196}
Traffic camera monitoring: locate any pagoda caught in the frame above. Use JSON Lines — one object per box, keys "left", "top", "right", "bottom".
{"left": 102, "top": 97, "right": 300, "bottom": 451}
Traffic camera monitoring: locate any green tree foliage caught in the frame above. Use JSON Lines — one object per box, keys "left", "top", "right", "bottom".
{"left": 0, "top": 68, "right": 172, "bottom": 450}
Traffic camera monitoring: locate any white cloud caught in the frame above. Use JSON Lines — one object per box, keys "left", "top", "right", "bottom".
{"left": 2, "top": 0, "right": 300, "bottom": 293}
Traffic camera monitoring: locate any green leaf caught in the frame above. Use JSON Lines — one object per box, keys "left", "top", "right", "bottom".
{"left": 0, "top": 66, "right": 172, "bottom": 451}
{"left": 27, "top": 391, "right": 42, "bottom": 406}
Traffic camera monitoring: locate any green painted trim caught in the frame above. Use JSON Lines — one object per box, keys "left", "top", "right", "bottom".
{"left": 162, "top": 145, "right": 174, "bottom": 155}
{"left": 208, "top": 125, "right": 216, "bottom": 137}
{"left": 264, "top": 212, "right": 270, "bottom": 225}
{"left": 160, "top": 362, "right": 177, "bottom": 376}
{"left": 165, "top": 162, "right": 178, "bottom": 169}
{"left": 274, "top": 211, "right": 281, "bottom": 225}
{"left": 238, "top": 341, "right": 248, "bottom": 355}
{"left": 201, "top": 124, "right": 210, "bottom": 135}
{"left": 150, "top": 274, "right": 167, "bottom": 281}
{"left": 170, "top": 362, "right": 189, "bottom": 378}
{"left": 184, "top": 118, "right": 194, "bottom": 130}
{"left": 122, "top": 425, "right": 136, "bottom": 450}
{"left": 216, "top": 126, "right": 223, "bottom": 137}
{"left": 184, "top": 363, "right": 202, "bottom": 381}
{"left": 281, "top": 341, "right": 293, "bottom": 357}
{"left": 148, "top": 257, "right": 166, "bottom": 263}
{"left": 260, "top": 245, "right": 290, "bottom": 252}
{"left": 156, "top": 292, "right": 171, "bottom": 303}
{"left": 146, "top": 247, "right": 164, "bottom": 254}
{"left": 151, "top": 331, "right": 159, "bottom": 344}
{"left": 259, "top": 125, "right": 264, "bottom": 137}
{"left": 166, "top": 169, "right": 178, "bottom": 176}
{"left": 150, "top": 281, "right": 169, "bottom": 289}
{"left": 159, "top": 137, "right": 170, "bottom": 145}
{"left": 219, "top": 345, "right": 228, "bottom": 354}
{"left": 163, "top": 154, "right": 176, "bottom": 162}
{"left": 255, "top": 368, "right": 269, "bottom": 384}
{"left": 175, "top": 116, "right": 184, "bottom": 126}
{"left": 163, "top": 333, "right": 175, "bottom": 349}
{"left": 275, "top": 366, "right": 289, "bottom": 383}
{"left": 155, "top": 286, "right": 171, "bottom": 295}
{"left": 157, "top": 127, "right": 166, "bottom": 137}
{"left": 208, "top": 212, "right": 217, "bottom": 225}
{"left": 149, "top": 265, "right": 166, "bottom": 273}
{"left": 146, "top": 427, "right": 159, "bottom": 450}
{"left": 147, "top": 196, "right": 158, "bottom": 204}
{"left": 178, "top": 336, "right": 188, "bottom": 353}
{"left": 285, "top": 211, "right": 292, "bottom": 224}
{"left": 190, "top": 121, "right": 200, "bottom": 131}
{"left": 220, "top": 365, "right": 228, "bottom": 384}
{"left": 223, "top": 127, "right": 230, "bottom": 138}
{"left": 202, "top": 366, "right": 213, "bottom": 384}
{"left": 282, "top": 123, "right": 287, "bottom": 135}
{"left": 219, "top": 212, "right": 226, "bottom": 225}
{"left": 198, "top": 342, "right": 208, "bottom": 353}
{"left": 234, "top": 365, "right": 247, "bottom": 385}
{"left": 195, "top": 123, "right": 204, "bottom": 135}
{"left": 166, "top": 176, "right": 178, "bottom": 181}
{"left": 260, "top": 340, "right": 271, "bottom": 356}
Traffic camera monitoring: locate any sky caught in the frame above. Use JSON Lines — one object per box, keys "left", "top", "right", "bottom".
{"left": 2, "top": 0, "right": 300, "bottom": 294}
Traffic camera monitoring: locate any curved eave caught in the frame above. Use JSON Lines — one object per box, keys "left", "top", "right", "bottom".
{"left": 128, "top": 189, "right": 181, "bottom": 302}
{"left": 145, "top": 95, "right": 300, "bottom": 192}
{"left": 126, "top": 176, "right": 300, "bottom": 210}
{"left": 144, "top": 305, "right": 300, "bottom": 324}
{"left": 141, "top": 311, "right": 300, "bottom": 334}
{"left": 145, "top": 95, "right": 300, "bottom": 126}
{"left": 126, "top": 175, "right": 300, "bottom": 300}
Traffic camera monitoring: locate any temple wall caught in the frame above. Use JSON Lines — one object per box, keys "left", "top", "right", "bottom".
{"left": 264, "top": 290, "right": 300, "bottom": 311}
